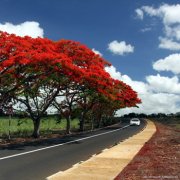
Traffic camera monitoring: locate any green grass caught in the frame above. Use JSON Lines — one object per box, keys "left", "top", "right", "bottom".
{"left": 0, "top": 116, "right": 79, "bottom": 138}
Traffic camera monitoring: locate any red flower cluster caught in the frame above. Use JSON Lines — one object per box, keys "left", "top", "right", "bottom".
{"left": 0, "top": 31, "right": 141, "bottom": 109}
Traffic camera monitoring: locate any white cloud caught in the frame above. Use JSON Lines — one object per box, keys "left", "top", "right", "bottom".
{"left": 92, "top": 48, "right": 103, "bottom": 56}
{"left": 135, "top": 9, "right": 144, "bottom": 20}
{"left": 153, "top": 54, "right": 180, "bottom": 74}
{"left": 165, "top": 25, "right": 180, "bottom": 41}
{"left": 105, "top": 66, "right": 148, "bottom": 94}
{"left": 141, "top": 4, "right": 180, "bottom": 25}
{"left": 119, "top": 93, "right": 180, "bottom": 115}
{"left": 137, "top": 4, "right": 180, "bottom": 51}
{"left": 141, "top": 6, "right": 160, "bottom": 17}
{"left": 159, "top": 37, "right": 180, "bottom": 51}
{"left": 159, "top": 4, "right": 180, "bottom": 25}
{"left": 0, "top": 21, "right": 44, "bottom": 38}
{"left": 105, "top": 65, "right": 180, "bottom": 115}
{"left": 146, "top": 74, "right": 180, "bottom": 94}
{"left": 108, "top": 40, "right": 134, "bottom": 55}
{"left": 105, "top": 66, "right": 121, "bottom": 80}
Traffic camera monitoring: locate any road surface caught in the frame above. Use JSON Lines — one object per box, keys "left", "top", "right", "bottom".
{"left": 0, "top": 119, "right": 146, "bottom": 180}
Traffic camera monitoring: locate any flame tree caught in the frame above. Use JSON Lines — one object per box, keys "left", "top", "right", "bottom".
{"left": 0, "top": 31, "right": 141, "bottom": 138}
{"left": 54, "top": 40, "right": 141, "bottom": 132}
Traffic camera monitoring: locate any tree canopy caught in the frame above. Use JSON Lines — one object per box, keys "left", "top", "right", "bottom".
{"left": 0, "top": 31, "right": 141, "bottom": 137}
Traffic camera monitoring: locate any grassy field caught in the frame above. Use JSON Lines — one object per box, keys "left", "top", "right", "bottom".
{"left": 0, "top": 116, "right": 79, "bottom": 138}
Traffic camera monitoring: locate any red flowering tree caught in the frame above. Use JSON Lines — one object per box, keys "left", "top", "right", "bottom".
{"left": 55, "top": 40, "right": 141, "bottom": 131}
{"left": 0, "top": 31, "right": 34, "bottom": 112}
{"left": 0, "top": 31, "right": 141, "bottom": 138}
{"left": 0, "top": 32, "right": 67, "bottom": 137}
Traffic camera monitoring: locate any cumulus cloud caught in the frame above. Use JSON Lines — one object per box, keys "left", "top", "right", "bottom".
{"left": 164, "top": 25, "right": 180, "bottom": 41}
{"left": 105, "top": 66, "right": 149, "bottom": 94}
{"left": 0, "top": 21, "right": 44, "bottom": 38}
{"left": 159, "top": 4, "right": 180, "bottom": 25}
{"left": 146, "top": 74, "right": 180, "bottom": 94}
{"left": 141, "top": 6, "right": 160, "bottom": 17}
{"left": 92, "top": 48, "right": 103, "bottom": 56}
{"left": 108, "top": 40, "right": 134, "bottom": 55}
{"left": 137, "top": 4, "right": 180, "bottom": 51}
{"left": 141, "top": 4, "right": 180, "bottom": 25}
{"left": 153, "top": 54, "right": 180, "bottom": 74}
{"left": 135, "top": 9, "right": 144, "bottom": 20}
{"left": 159, "top": 37, "right": 180, "bottom": 50}
{"left": 105, "top": 65, "right": 180, "bottom": 115}
{"left": 119, "top": 93, "right": 180, "bottom": 115}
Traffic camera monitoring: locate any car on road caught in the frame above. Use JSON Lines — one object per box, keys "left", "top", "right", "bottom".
{"left": 130, "top": 118, "right": 140, "bottom": 126}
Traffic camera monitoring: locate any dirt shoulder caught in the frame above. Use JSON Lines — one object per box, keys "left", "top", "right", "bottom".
{"left": 115, "top": 120, "right": 180, "bottom": 180}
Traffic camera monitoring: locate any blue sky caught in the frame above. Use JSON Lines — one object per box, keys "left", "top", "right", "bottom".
{"left": 0, "top": 0, "right": 180, "bottom": 115}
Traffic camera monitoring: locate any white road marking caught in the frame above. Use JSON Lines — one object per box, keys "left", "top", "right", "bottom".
{"left": 0, "top": 124, "right": 130, "bottom": 161}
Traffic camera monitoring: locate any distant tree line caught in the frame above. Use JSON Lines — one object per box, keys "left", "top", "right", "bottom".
{"left": 122, "top": 112, "right": 180, "bottom": 118}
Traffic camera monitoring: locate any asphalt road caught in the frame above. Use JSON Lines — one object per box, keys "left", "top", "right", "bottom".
{"left": 0, "top": 119, "right": 146, "bottom": 180}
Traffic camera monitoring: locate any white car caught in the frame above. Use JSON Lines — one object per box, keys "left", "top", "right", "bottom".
{"left": 130, "top": 118, "right": 140, "bottom": 126}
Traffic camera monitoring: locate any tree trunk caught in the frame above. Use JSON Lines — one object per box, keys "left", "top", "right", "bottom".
{"left": 79, "top": 111, "right": 85, "bottom": 131}
{"left": 32, "top": 118, "right": 41, "bottom": 138}
{"left": 97, "top": 116, "right": 102, "bottom": 128}
{"left": 91, "top": 116, "right": 94, "bottom": 131}
{"left": 66, "top": 115, "right": 71, "bottom": 134}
